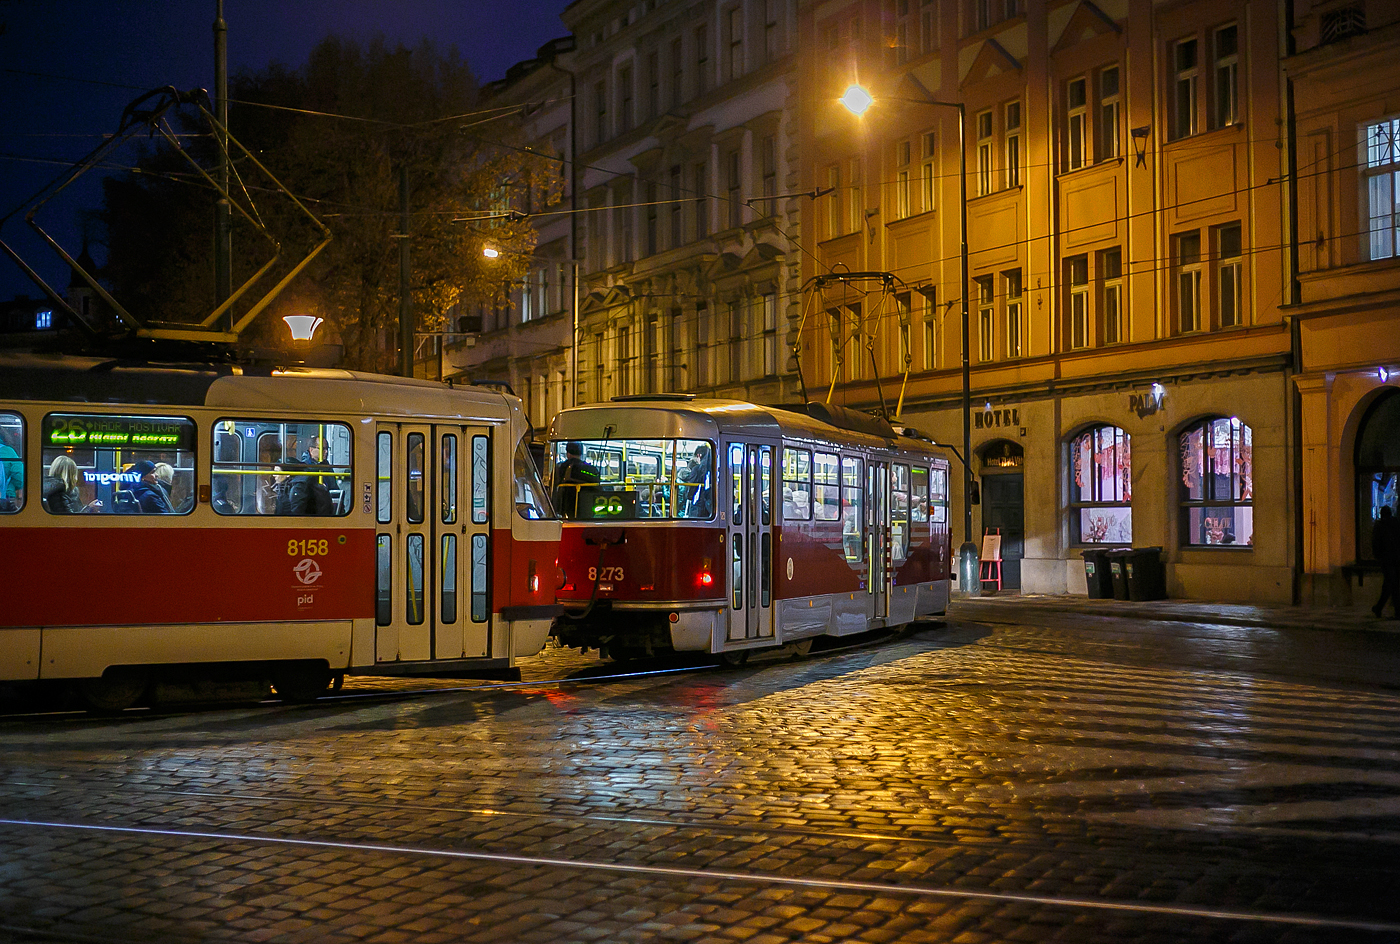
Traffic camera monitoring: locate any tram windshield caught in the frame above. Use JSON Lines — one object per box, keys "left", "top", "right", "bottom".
{"left": 547, "top": 437, "right": 714, "bottom": 520}
{"left": 514, "top": 437, "right": 554, "bottom": 519}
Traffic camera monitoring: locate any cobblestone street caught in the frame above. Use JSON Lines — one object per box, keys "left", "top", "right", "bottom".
{"left": 3, "top": 606, "right": 1400, "bottom": 943}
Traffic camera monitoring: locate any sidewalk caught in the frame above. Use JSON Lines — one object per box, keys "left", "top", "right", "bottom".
{"left": 952, "top": 592, "right": 1400, "bottom": 635}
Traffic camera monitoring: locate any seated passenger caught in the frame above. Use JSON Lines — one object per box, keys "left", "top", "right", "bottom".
{"left": 43, "top": 455, "right": 101, "bottom": 514}
{"left": 127, "top": 460, "right": 173, "bottom": 514}
{"left": 273, "top": 463, "right": 335, "bottom": 516}
{"left": 211, "top": 477, "right": 239, "bottom": 515}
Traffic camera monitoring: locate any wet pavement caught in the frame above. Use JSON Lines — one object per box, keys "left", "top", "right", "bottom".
{"left": 3, "top": 603, "right": 1400, "bottom": 943}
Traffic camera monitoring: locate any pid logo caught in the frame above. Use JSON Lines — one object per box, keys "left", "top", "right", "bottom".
{"left": 293, "top": 558, "right": 323, "bottom": 585}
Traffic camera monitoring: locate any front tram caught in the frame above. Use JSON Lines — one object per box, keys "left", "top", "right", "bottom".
{"left": 0, "top": 353, "right": 561, "bottom": 709}
{"left": 546, "top": 396, "right": 951, "bottom": 661}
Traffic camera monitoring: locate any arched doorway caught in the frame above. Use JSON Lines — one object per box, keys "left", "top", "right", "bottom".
{"left": 1356, "top": 390, "right": 1400, "bottom": 561}
{"left": 979, "top": 439, "right": 1024, "bottom": 590}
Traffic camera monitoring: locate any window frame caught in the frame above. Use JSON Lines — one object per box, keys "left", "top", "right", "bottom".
{"left": 1179, "top": 416, "right": 1253, "bottom": 547}
{"left": 1069, "top": 424, "right": 1133, "bottom": 545}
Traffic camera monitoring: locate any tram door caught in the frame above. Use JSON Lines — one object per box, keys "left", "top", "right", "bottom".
{"left": 724, "top": 441, "right": 775, "bottom": 643}
{"left": 375, "top": 424, "right": 491, "bottom": 663}
{"left": 866, "top": 461, "right": 889, "bottom": 619}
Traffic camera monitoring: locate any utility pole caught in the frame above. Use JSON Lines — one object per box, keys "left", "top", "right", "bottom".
{"left": 398, "top": 166, "right": 413, "bottom": 377}
{"left": 213, "top": 0, "right": 232, "bottom": 326}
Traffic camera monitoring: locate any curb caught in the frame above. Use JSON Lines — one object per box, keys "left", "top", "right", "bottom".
{"left": 951, "top": 596, "right": 1400, "bottom": 636}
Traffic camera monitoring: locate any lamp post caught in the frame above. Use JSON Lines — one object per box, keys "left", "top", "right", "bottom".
{"left": 839, "top": 85, "right": 979, "bottom": 596}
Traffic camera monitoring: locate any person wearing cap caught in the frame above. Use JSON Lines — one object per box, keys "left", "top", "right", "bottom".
{"left": 552, "top": 441, "right": 599, "bottom": 517}
{"left": 126, "top": 460, "right": 173, "bottom": 513}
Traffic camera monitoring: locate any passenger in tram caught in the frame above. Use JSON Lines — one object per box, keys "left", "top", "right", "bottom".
{"left": 0, "top": 424, "right": 22, "bottom": 512}
{"left": 211, "top": 477, "right": 239, "bottom": 515}
{"left": 272, "top": 463, "right": 335, "bottom": 516}
{"left": 43, "top": 455, "right": 101, "bottom": 514}
{"left": 681, "top": 443, "right": 713, "bottom": 519}
{"left": 553, "top": 441, "right": 600, "bottom": 517}
{"left": 126, "top": 460, "right": 173, "bottom": 514}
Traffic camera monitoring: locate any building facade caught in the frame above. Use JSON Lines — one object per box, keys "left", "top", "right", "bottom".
{"left": 1285, "top": 0, "right": 1400, "bottom": 605}
{"left": 796, "top": 0, "right": 1298, "bottom": 601}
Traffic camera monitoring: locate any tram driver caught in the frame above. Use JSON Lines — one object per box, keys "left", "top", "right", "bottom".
{"left": 681, "top": 443, "right": 713, "bottom": 519}
{"left": 553, "top": 441, "right": 600, "bottom": 517}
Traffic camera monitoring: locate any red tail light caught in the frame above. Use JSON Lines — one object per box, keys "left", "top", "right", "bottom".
{"left": 699, "top": 557, "right": 713, "bottom": 587}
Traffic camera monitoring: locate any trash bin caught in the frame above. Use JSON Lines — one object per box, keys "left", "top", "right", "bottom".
{"left": 1123, "top": 546, "right": 1167, "bottom": 601}
{"left": 1107, "top": 549, "right": 1131, "bottom": 600}
{"left": 1081, "top": 548, "right": 1114, "bottom": 599}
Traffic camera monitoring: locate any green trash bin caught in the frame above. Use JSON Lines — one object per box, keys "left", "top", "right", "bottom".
{"left": 1107, "top": 549, "right": 1131, "bottom": 600}
{"left": 1124, "top": 546, "right": 1167, "bottom": 601}
{"left": 1081, "top": 548, "right": 1114, "bottom": 599}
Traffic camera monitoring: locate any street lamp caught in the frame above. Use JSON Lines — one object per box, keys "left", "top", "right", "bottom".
{"left": 840, "top": 84, "right": 979, "bottom": 596}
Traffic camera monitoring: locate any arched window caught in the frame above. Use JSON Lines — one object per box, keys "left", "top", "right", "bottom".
{"left": 1069, "top": 425, "right": 1131, "bottom": 544}
{"left": 1180, "top": 416, "right": 1252, "bottom": 546}
{"left": 1356, "top": 390, "right": 1400, "bottom": 561}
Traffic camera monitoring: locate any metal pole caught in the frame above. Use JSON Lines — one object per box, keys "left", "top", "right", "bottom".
{"left": 399, "top": 166, "right": 412, "bottom": 377}
{"left": 954, "top": 103, "right": 980, "bottom": 596}
{"left": 214, "top": 0, "right": 232, "bottom": 326}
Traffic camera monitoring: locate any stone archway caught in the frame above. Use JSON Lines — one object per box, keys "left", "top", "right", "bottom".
{"left": 1356, "top": 389, "right": 1400, "bottom": 561}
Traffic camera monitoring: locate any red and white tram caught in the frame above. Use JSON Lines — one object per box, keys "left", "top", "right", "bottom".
{"left": 546, "top": 396, "right": 952, "bottom": 660}
{"left": 0, "top": 352, "right": 560, "bottom": 709}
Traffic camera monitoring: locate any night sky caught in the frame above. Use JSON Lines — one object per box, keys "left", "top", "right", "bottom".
{"left": 0, "top": 0, "right": 567, "bottom": 302}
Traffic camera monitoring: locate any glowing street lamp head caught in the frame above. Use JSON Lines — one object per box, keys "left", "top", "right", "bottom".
{"left": 283, "top": 314, "right": 323, "bottom": 342}
{"left": 482, "top": 245, "right": 500, "bottom": 259}
{"left": 840, "top": 84, "right": 874, "bottom": 117}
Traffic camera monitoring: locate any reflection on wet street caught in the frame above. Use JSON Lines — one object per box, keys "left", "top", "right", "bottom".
{"left": 3, "top": 609, "right": 1400, "bottom": 942}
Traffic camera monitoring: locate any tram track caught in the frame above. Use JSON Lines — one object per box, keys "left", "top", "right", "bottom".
{"left": 1, "top": 815, "right": 1397, "bottom": 936}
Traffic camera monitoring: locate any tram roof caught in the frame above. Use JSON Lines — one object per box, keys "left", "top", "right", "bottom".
{"left": 0, "top": 352, "right": 518, "bottom": 420}
{"left": 549, "top": 397, "right": 948, "bottom": 460}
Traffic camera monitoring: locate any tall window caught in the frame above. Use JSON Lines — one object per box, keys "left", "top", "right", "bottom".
{"left": 849, "top": 158, "right": 863, "bottom": 231}
{"left": 764, "top": 0, "right": 780, "bottom": 62}
{"left": 726, "top": 151, "right": 742, "bottom": 228}
{"left": 617, "top": 325, "right": 632, "bottom": 395}
{"left": 827, "top": 163, "right": 842, "bottom": 238}
{"left": 1099, "top": 65, "right": 1120, "bottom": 160}
{"left": 1101, "top": 247, "right": 1124, "bottom": 344}
{"left": 646, "top": 51, "right": 660, "bottom": 118}
{"left": 976, "top": 110, "right": 993, "bottom": 195}
{"left": 728, "top": 6, "right": 744, "bottom": 80}
{"left": 1216, "top": 223, "right": 1242, "bottom": 328}
{"left": 617, "top": 180, "right": 634, "bottom": 264}
{"left": 729, "top": 300, "right": 744, "bottom": 381}
{"left": 593, "top": 79, "right": 607, "bottom": 144}
{"left": 694, "top": 161, "right": 709, "bottom": 238}
{"left": 1005, "top": 101, "right": 1021, "bottom": 187}
{"left": 1068, "top": 255, "right": 1089, "bottom": 349}
{"left": 696, "top": 302, "right": 711, "bottom": 386}
{"left": 893, "top": 0, "right": 910, "bottom": 65}
{"left": 1213, "top": 24, "right": 1238, "bottom": 128}
{"left": 644, "top": 180, "right": 658, "bottom": 256}
{"left": 1005, "top": 268, "right": 1022, "bottom": 359}
{"left": 1180, "top": 416, "right": 1253, "bottom": 546}
{"left": 761, "top": 135, "right": 777, "bottom": 216}
{"left": 921, "top": 131, "right": 937, "bottom": 212}
{"left": 669, "top": 308, "right": 686, "bottom": 390}
{"left": 619, "top": 64, "right": 633, "bottom": 132}
{"left": 1066, "top": 77, "right": 1087, "bottom": 171}
{"left": 643, "top": 317, "right": 659, "bottom": 393}
{"left": 695, "top": 24, "right": 709, "bottom": 94}
{"left": 1364, "top": 118, "right": 1400, "bottom": 260}
{"left": 761, "top": 293, "right": 778, "bottom": 376}
{"left": 670, "top": 36, "right": 684, "bottom": 107}
{"left": 922, "top": 290, "right": 937, "bottom": 369}
{"left": 593, "top": 332, "right": 606, "bottom": 402}
{"left": 1172, "top": 37, "right": 1199, "bottom": 140}
{"left": 669, "top": 165, "right": 683, "bottom": 247}
{"left": 1175, "top": 231, "right": 1202, "bottom": 333}
{"left": 920, "top": 0, "right": 937, "bottom": 54}
{"left": 896, "top": 139, "right": 912, "bottom": 219}
{"left": 1070, "top": 425, "right": 1132, "bottom": 544}
{"left": 976, "top": 276, "right": 994, "bottom": 362}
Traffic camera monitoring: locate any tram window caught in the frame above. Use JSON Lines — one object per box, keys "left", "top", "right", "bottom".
{"left": 471, "top": 533, "right": 489, "bottom": 622}
{"left": 729, "top": 443, "right": 745, "bottom": 525}
{"left": 211, "top": 419, "right": 351, "bottom": 516}
{"left": 841, "top": 456, "right": 863, "bottom": 562}
{"left": 42, "top": 412, "right": 195, "bottom": 515}
{"left": 1, "top": 412, "right": 24, "bottom": 513}
{"left": 930, "top": 465, "right": 949, "bottom": 524}
{"left": 892, "top": 463, "right": 911, "bottom": 563}
{"left": 376, "top": 535, "right": 392, "bottom": 625}
{"left": 377, "top": 432, "right": 393, "bottom": 523}
{"left": 813, "top": 452, "right": 840, "bottom": 521}
{"left": 514, "top": 437, "right": 553, "bottom": 520}
{"left": 406, "top": 532, "right": 425, "bottom": 624}
{"left": 912, "top": 467, "right": 931, "bottom": 524}
{"left": 761, "top": 531, "right": 771, "bottom": 606}
{"left": 406, "top": 433, "right": 425, "bottom": 524}
{"left": 441, "top": 534, "right": 458, "bottom": 624}
{"left": 782, "top": 447, "right": 812, "bottom": 521}
{"left": 546, "top": 437, "right": 713, "bottom": 520}
{"left": 759, "top": 446, "right": 772, "bottom": 527}
{"left": 471, "top": 435, "right": 489, "bottom": 524}
{"left": 442, "top": 435, "right": 458, "bottom": 524}
{"left": 731, "top": 533, "right": 743, "bottom": 609}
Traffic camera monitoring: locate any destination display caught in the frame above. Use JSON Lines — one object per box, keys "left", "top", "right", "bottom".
{"left": 44, "top": 413, "right": 196, "bottom": 450}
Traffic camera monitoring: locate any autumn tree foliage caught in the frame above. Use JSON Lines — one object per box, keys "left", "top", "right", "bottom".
{"left": 101, "top": 37, "right": 557, "bottom": 371}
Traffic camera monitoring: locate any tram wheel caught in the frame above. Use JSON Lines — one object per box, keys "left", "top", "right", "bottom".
{"left": 272, "top": 664, "right": 332, "bottom": 704}
{"left": 785, "top": 639, "right": 813, "bottom": 657}
{"left": 719, "top": 649, "right": 749, "bottom": 666}
{"left": 79, "top": 670, "right": 149, "bottom": 713}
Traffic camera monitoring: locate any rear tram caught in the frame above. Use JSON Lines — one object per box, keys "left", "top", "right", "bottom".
{"left": 0, "top": 353, "right": 560, "bottom": 709}
{"left": 546, "top": 396, "right": 951, "bottom": 660}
